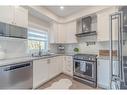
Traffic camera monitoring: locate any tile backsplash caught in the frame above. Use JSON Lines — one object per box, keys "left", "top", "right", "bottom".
{"left": 50, "top": 41, "right": 112, "bottom": 55}
{"left": 0, "top": 37, "right": 28, "bottom": 59}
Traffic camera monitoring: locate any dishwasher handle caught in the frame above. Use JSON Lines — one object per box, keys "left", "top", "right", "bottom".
{"left": 4, "top": 63, "right": 31, "bottom": 71}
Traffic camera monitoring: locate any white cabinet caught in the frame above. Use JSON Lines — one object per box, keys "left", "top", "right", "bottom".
{"left": 14, "top": 7, "right": 28, "bottom": 28}
{"left": 0, "top": 6, "right": 14, "bottom": 24}
{"left": 33, "top": 59, "right": 49, "bottom": 88}
{"left": 65, "top": 21, "right": 77, "bottom": 43}
{"left": 49, "top": 56, "right": 63, "bottom": 77}
{"left": 49, "top": 57, "right": 60, "bottom": 79}
{"left": 56, "top": 56, "right": 63, "bottom": 73}
{"left": 50, "top": 21, "right": 77, "bottom": 44}
{"left": 63, "top": 56, "right": 73, "bottom": 76}
{"left": 33, "top": 56, "right": 73, "bottom": 88}
{"left": 0, "top": 6, "right": 28, "bottom": 28}
{"left": 57, "top": 24, "right": 66, "bottom": 43}
{"left": 33, "top": 56, "right": 63, "bottom": 88}
{"left": 97, "top": 59, "right": 110, "bottom": 89}
{"left": 97, "top": 7, "right": 118, "bottom": 41}
{"left": 50, "top": 22, "right": 66, "bottom": 43}
{"left": 49, "top": 22, "right": 58, "bottom": 43}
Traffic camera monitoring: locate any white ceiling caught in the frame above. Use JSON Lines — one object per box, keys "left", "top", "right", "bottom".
{"left": 45, "top": 6, "right": 89, "bottom": 17}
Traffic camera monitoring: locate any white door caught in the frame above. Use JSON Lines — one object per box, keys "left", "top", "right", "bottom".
{"left": 57, "top": 56, "right": 63, "bottom": 74}
{"left": 14, "top": 7, "right": 28, "bottom": 28}
{"left": 57, "top": 24, "right": 66, "bottom": 43}
{"left": 66, "top": 21, "right": 77, "bottom": 43}
{"left": 49, "top": 57, "right": 58, "bottom": 79}
{"left": 0, "top": 6, "right": 14, "bottom": 24}
{"left": 63, "top": 56, "right": 73, "bottom": 76}
{"left": 49, "top": 22, "right": 58, "bottom": 43}
{"left": 33, "top": 59, "right": 49, "bottom": 88}
{"left": 97, "top": 59, "right": 110, "bottom": 89}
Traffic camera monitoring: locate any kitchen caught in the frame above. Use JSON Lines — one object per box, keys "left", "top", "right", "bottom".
{"left": 0, "top": 6, "right": 127, "bottom": 90}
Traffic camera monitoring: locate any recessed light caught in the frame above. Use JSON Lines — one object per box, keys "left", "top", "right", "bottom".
{"left": 60, "top": 6, "right": 64, "bottom": 10}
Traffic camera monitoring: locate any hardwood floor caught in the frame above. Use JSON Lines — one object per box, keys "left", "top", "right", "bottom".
{"left": 38, "top": 73, "right": 99, "bottom": 89}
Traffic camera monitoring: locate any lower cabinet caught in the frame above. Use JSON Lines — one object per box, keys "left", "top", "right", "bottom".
{"left": 33, "top": 55, "right": 73, "bottom": 89}
{"left": 33, "top": 59, "right": 49, "bottom": 89}
{"left": 57, "top": 56, "right": 63, "bottom": 74}
{"left": 63, "top": 56, "right": 73, "bottom": 76}
{"left": 48, "top": 57, "right": 59, "bottom": 79}
{"left": 97, "top": 59, "right": 110, "bottom": 89}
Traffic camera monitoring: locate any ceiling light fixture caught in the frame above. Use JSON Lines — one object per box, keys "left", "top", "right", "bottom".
{"left": 60, "top": 6, "right": 64, "bottom": 10}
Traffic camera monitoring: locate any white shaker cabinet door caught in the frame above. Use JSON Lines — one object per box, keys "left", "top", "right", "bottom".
{"left": 66, "top": 21, "right": 77, "bottom": 43}
{"left": 14, "top": 7, "right": 28, "bottom": 28}
{"left": 49, "top": 57, "right": 58, "bottom": 79}
{"left": 97, "top": 59, "right": 110, "bottom": 89}
{"left": 57, "top": 56, "right": 63, "bottom": 74}
{"left": 63, "top": 56, "right": 73, "bottom": 76}
{"left": 49, "top": 22, "right": 58, "bottom": 43}
{"left": 0, "top": 6, "right": 14, "bottom": 24}
{"left": 33, "top": 59, "right": 49, "bottom": 88}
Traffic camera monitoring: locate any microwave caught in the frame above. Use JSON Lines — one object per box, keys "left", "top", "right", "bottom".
{"left": 0, "top": 22, "right": 27, "bottom": 39}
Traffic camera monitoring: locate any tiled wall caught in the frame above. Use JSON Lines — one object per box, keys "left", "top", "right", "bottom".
{"left": 50, "top": 40, "right": 127, "bottom": 56}
{"left": 49, "top": 41, "right": 122, "bottom": 55}
{"left": 0, "top": 37, "right": 28, "bottom": 59}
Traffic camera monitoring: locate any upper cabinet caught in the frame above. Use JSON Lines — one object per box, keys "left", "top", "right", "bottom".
{"left": 65, "top": 21, "right": 77, "bottom": 43}
{"left": 97, "top": 7, "right": 118, "bottom": 41}
{"left": 0, "top": 6, "right": 14, "bottom": 25}
{"left": 14, "top": 7, "right": 28, "bottom": 28}
{"left": 0, "top": 6, "right": 28, "bottom": 28}
{"left": 57, "top": 23, "right": 66, "bottom": 43}
{"left": 50, "top": 21, "right": 77, "bottom": 44}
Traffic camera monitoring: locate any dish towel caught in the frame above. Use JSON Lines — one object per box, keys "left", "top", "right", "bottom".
{"left": 80, "top": 61, "right": 86, "bottom": 72}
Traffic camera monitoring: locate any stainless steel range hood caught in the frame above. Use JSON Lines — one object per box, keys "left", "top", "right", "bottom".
{"left": 76, "top": 16, "right": 97, "bottom": 37}
{"left": 75, "top": 31, "right": 97, "bottom": 37}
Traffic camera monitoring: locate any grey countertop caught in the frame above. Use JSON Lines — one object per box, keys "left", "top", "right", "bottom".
{"left": 0, "top": 53, "right": 74, "bottom": 67}
{"left": 97, "top": 56, "right": 118, "bottom": 61}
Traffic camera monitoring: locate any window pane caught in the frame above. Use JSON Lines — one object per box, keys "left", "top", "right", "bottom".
{"left": 28, "top": 28, "right": 48, "bottom": 52}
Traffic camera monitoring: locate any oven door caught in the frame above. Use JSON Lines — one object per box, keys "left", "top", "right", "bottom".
{"left": 73, "top": 59, "right": 96, "bottom": 81}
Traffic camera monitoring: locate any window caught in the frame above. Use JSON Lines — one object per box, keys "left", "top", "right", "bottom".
{"left": 28, "top": 28, "right": 48, "bottom": 53}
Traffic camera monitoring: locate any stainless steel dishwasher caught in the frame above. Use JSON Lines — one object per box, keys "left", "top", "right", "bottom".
{"left": 0, "top": 61, "right": 33, "bottom": 89}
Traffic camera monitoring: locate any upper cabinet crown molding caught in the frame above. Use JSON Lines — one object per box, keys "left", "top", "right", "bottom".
{"left": 28, "top": 6, "right": 111, "bottom": 24}
{"left": 0, "top": 6, "right": 28, "bottom": 28}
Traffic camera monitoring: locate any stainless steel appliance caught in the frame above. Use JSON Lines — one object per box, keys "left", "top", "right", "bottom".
{"left": 0, "top": 61, "right": 33, "bottom": 89}
{"left": 0, "top": 22, "right": 27, "bottom": 39}
{"left": 76, "top": 16, "right": 97, "bottom": 37}
{"left": 73, "top": 54, "right": 97, "bottom": 88}
{"left": 110, "top": 7, "right": 127, "bottom": 89}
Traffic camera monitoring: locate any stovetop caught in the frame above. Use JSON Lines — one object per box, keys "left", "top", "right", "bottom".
{"left": 73, "top": 54, "right": 97, "bottom": 61}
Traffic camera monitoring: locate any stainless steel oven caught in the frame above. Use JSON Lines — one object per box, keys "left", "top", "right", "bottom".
{"left": 73, "top": 54, "right": 97, "bottom": 88}
{"left": 74, "top": 59, "right": 96, "bottom": 81}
